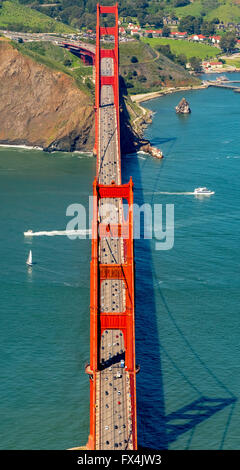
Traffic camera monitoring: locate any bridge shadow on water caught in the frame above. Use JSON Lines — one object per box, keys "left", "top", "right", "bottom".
{"left": 122, "top": 144, "right": 168, "bottom": 449}
{"left": 121, "top": 98, "right": 237, "bottom": 449}
{"left": 165, "top": 396, "right": 236, "bottom": 447}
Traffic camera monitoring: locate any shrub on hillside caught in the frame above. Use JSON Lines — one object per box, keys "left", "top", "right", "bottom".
{"left": 131, "top": 56, "right": 138, "bottom": 63}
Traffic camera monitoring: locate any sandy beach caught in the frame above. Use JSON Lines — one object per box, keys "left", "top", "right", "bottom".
{"left": 131, "top": 84, "right": 208, "bottom": 103}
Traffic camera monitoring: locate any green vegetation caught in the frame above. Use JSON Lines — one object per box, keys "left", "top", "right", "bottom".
{"left": 189, "top": 55, "right": 202, "bottom": 72}
{"left": 220, "top": 32, "right": 237, "bottom": 52}
{"left": 178, "top": 15, "right": 219, "bottom": 35}
{"left": 5, "top": 35, "right": 200, "bottom": 104}
{"left": 142, "top": 37, "right": 220, "bottom": 60}
{"left": 119, "top": 40, "right": 156, "bottom": 66}
{"left": 130, "top": 55, "right": 138, "bottom": 63}
{"left": 162, "top": 25, "right": 171, "bottom": 37}
{"left": 173, "top": 0, "right": 240, "bottom": 23}
{"left": 225, "top": 57, "right": 240, "bottom": 68}
{"left": 119, "top": 40, "right": 200, "bottom": 94}
{"left": 0, "top": 1, "right": 75, "bottom": 32}
{"left": 11, "top": 41, "right": 94, "bottom": 95}
{"left": 15, "top": 0, "right": 240, "bottom": 30}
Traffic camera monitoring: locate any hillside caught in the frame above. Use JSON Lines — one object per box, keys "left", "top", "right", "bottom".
{"left": 0, "top": 0, "right": 74, "bottom": 33}
{"left": 0, "top": 39, "right": 94, "bottom": 151}
{"left": 0, "top": 38, "right": 149, "bottom": 153}
{"left": 15, "top": 0, "right": 240, "bottom": 29}
{"left": 12, "top": 40, "right": 94, "bottom": 94}
{"left": 119, "top": 41, "right": 200, "bottom": 95}
{"left": 173, "top": 0, "right": 240, "bottom": 23}
{"left": 0, "top": 34, "right": 201, "bottom": 151}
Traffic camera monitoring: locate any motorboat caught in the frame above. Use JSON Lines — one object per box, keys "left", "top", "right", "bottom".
{"left": 24, "top": 229, "right": 33, "bottom": 236}
{"left": 194, "top": 187, "right": 215, "bottom": 195}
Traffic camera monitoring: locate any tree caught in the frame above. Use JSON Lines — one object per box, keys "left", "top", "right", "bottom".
{"left": 174, "top": 0, "right": 190, "bottom": 6}
{"left": 220, "top": 33, "right": 237, "bottom": 53}
{"left": 211, "top": 17, "right": 220, "bottom": 25}
{"left": 157, "top": 44, "right": 175, "bottom": 61}
{"left": 179, "top": 15, "right": 196, "bottom": 34}
{"left": 64, "top": 58, "right": 72, "bottom": 67}
{"left": 146, "top": 13, "right": 163, "bottom": 28}
{"left": 138, "top": 75, "right": 147, "bottom": 82}
{"left": 179, "top": 15, "right": 203, "bottom": 34}
{"left": 176, "top": 53, "right": 187, "bottom": 66}
{"left": 154, "top": 13, "right": 164, "bottom": 28}
{"left": 189, "top": 56, "right": 202, "bottom": 73}
{"left": 137, "top": 11, "right": 146, "bottom": 28}
{"left": 162, "top": 25, "right": 170, "bottom": 37}
{"left": 131, "top": 56, "right": 138, "bottom": 63}
{"left": 201, "top": 21, "right": 216, "bottom": 36}
{"left": 192, "top": 17, "right": 203, "bottom": 34}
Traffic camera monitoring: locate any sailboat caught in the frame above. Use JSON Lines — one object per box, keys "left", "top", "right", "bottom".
{"left": 26, "top": 250, "right": 33, "bottom": 266}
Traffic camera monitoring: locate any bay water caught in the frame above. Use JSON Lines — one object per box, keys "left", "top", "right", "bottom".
{"left": 1, "top": 74, "right": 239, "bottom": 449}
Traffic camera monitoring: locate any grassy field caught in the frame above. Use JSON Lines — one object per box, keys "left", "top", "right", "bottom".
{"left": 173, "top": 0, "right": 240, "bottom": 23}
{"left": 0, "top": 1, "right": 75, "bottom": 33}
{"left": 142, "top": 37, "right": 220, "bottom": 60}
{"left": 207, "top": 3, "right": 240, "bottom": 23}
{"left": 119, "top": 40, "right": 157, "bottom": 66}
{"left": 225, "top": 57, "right": 240, "bottom": 67}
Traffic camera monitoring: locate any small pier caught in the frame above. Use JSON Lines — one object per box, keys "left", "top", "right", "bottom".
{"left": 204, "top": 79, "right": 240, "bottom": 93}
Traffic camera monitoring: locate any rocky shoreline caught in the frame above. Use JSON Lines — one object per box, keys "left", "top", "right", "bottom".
{"left": 129, "top": 74, "right": 240, "bottom": 159}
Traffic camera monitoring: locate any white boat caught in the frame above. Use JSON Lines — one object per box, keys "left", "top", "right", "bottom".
{"left": 194, "top": 187, "right": 215, "bottom": 195}
{"left": 26, "top": 250, "right": 33, "bottom": 266}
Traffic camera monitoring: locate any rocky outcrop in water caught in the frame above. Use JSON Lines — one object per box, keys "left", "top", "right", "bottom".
{"left": 175, "top": 97, "right": 191, "bottom": 114}
{"left": 140, "top": 143, "right": 163, "bottom": 159}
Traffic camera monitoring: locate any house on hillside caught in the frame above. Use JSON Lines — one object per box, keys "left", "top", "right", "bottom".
{"left": 163, "top": 16, "right": 179, "bottom": 26}
{"left": 176, "top": 31, "right": 188, "bottom": 39}
{"left": 152, "top": 30, "right": 162, "bottom": 37}
{"left": 216, "top": 23, "right": 226, "bottom": 31}
{"left": 202, "top": 60, "right": 223, "bottom": 71}
{"left": 130, "top": 28, "right": 142, "bottom": 36}
{"left": 209, "top": 35, "right": 221, "bottom": 44}
{"left": 143, "top": 29, "right": 162, "bottom": 37}
{"left": 119, "top": 27, "right": 126, "bottom": 35}
{"left": 190, "top": 34, "right": 207, "bottom": 42}
{"left": 170, "top": 31, "right": 188, "bottom": 39}
{"left": 127, "top": 23, "right": 141, "bottom": 31}
{"left": 227, "top": 22, "right": 236, "bottom": 31}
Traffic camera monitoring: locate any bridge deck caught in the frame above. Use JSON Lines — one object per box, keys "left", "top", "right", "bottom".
{"left": 95, "top": 57, "right": 133, "bottom": 450}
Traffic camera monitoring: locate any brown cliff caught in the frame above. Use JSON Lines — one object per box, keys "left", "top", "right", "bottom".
{"left": 0, "top": 40, "right": 95, "bottom": 152}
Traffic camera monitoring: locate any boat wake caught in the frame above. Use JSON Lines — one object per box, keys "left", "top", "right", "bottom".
{"left": 144, "top": 191, "right": 195, "bottom": 195}
{"left": 24, "top": 229, "right": 91, "bottom": 237}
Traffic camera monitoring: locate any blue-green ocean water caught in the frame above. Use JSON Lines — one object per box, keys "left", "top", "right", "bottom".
{"left": 1, "top": 74, "right": 240, "bottom": 449}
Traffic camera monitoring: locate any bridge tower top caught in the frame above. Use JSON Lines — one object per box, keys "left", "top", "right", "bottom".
{"left": 95, "top": 3, "right": 119, "bottom": 112}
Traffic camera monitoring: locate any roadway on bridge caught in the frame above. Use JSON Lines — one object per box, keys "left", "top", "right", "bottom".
{"left": 95, "top": 57, "right": 133, "bottom": 450}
